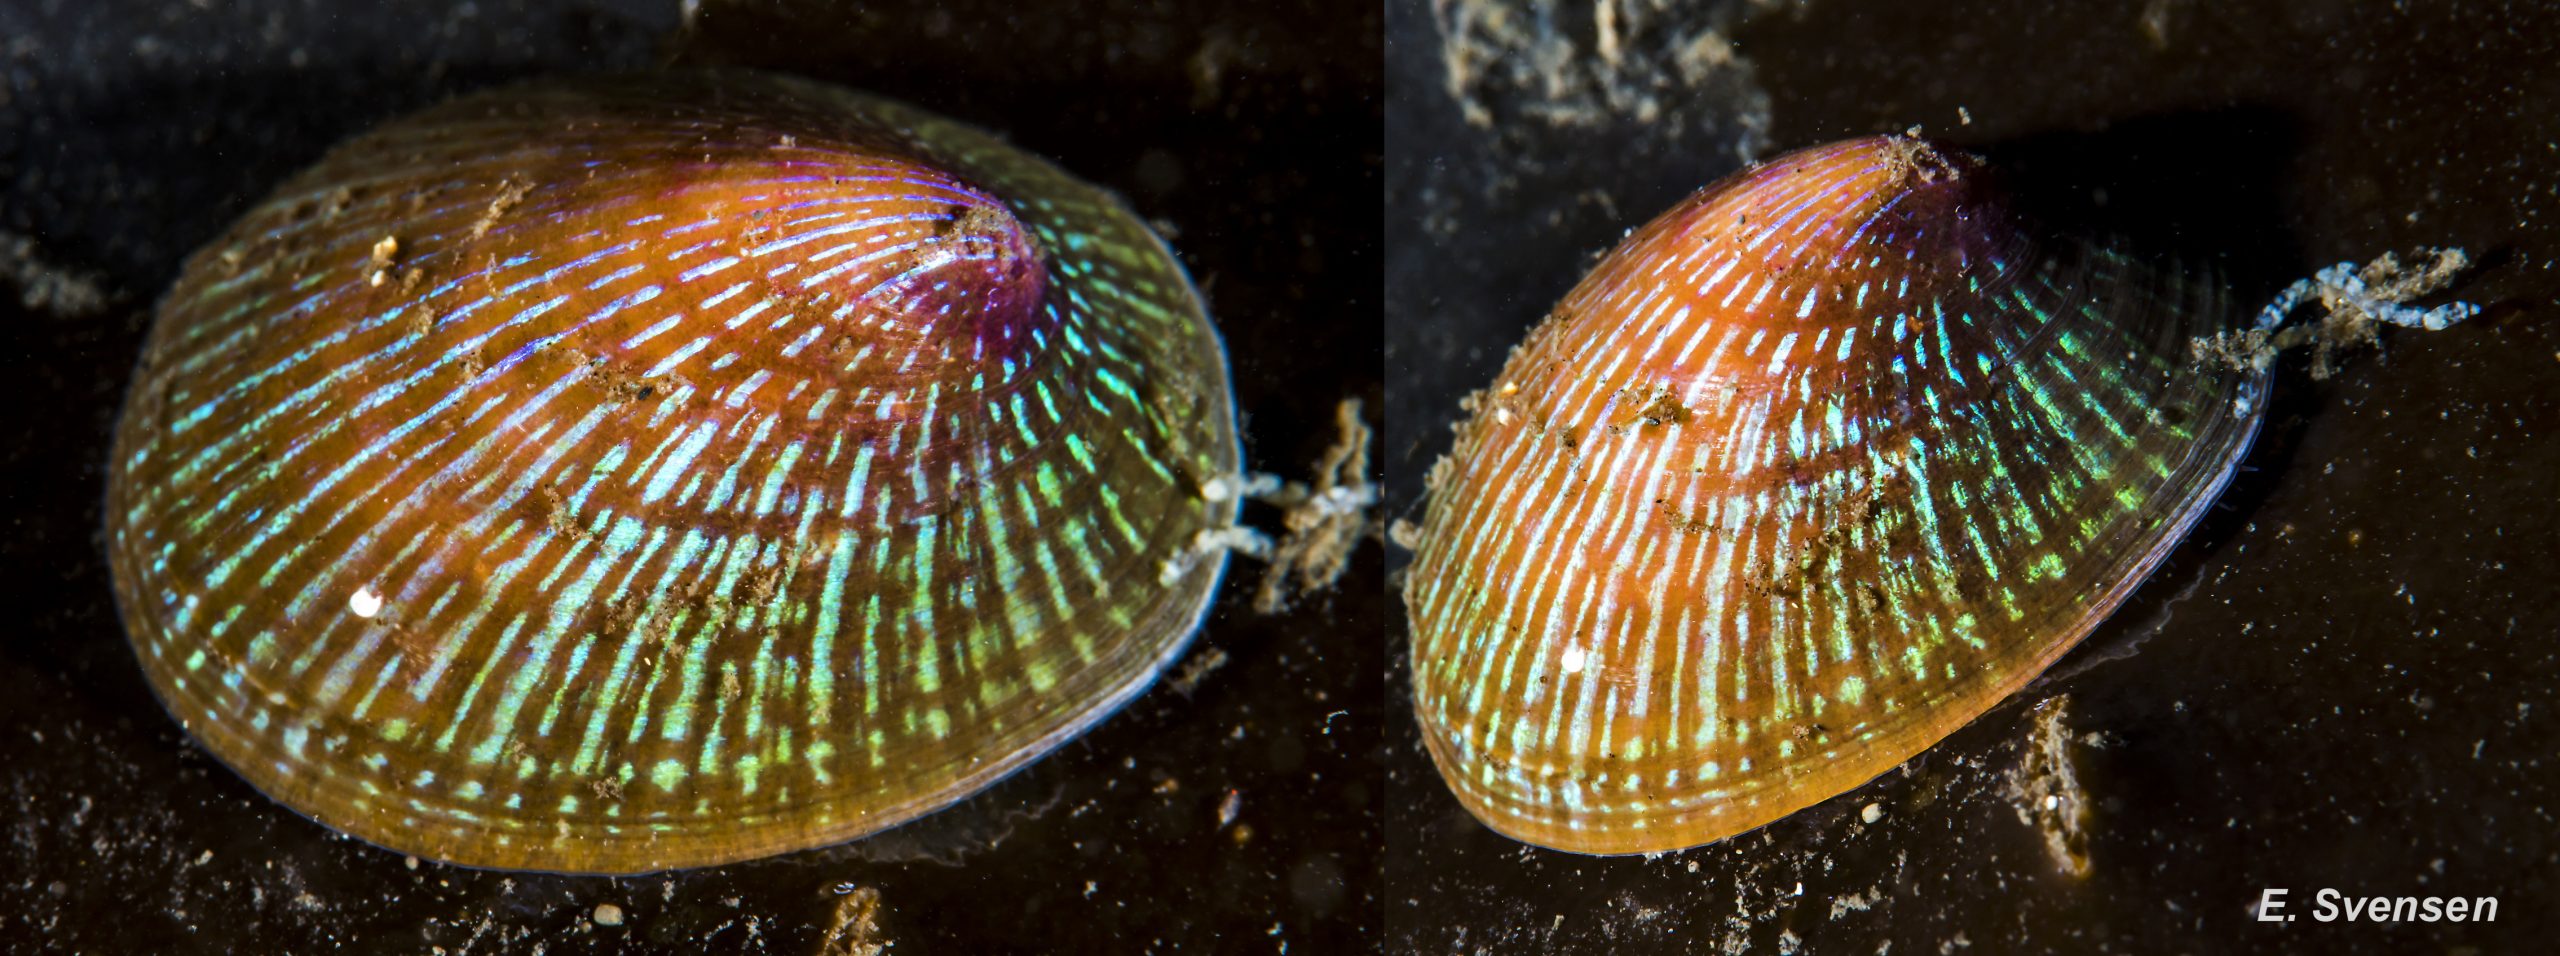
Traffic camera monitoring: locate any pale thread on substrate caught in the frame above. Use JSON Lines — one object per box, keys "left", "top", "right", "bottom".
{"left": 2192, "top": 248, "right": 2481, "bottom": 380}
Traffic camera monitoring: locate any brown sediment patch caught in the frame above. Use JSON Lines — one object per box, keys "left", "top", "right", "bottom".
{"left": 2005, "top": 694, "right": 2094, "bottom": 878}
{"left": 817, "top": 885, "right": 891, "bottom": 956}
{"left": 469, "top": 178, "right": 533, "bottom": 242}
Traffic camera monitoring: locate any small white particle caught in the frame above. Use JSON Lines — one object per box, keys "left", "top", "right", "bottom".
{"left": 593, "top": 903, "right": 624, "bottom": 927}
{"left": 348, "top": 587, "right": 382, "bottom": 618}
{"left": 1861, "top": 803, "right": 1884, "bottom": 824}
{"left": 404, "top": 855, "right": 419, "bottom": 870}
{"left": 1559, "top": 646, "right": 1587, "bottom": 674}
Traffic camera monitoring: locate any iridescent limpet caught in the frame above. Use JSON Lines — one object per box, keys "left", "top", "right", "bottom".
{"left": 107, "top": 70, "right": 1240, "bottom": 873}
{"left": 1403, "top": 134, "right": 2473, "bottom": 854}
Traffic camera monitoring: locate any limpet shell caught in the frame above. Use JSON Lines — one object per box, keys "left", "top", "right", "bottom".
{"left": 106, "top": 71, "right": 1240, "bottom": 873}
{"left": 1404, "top": 135, "right": 2264, "bottom": 854}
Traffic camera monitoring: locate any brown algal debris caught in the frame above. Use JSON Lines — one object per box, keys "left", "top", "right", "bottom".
{"left": 2140, "top": 0, "right": 2180, "bottom": 49}
{"left": 322, "top": 186, "right": 356, "bottom": 221}
{"left": 470, "top": 178, "right": 532, "bottom": 242}
{"left": 590, "top": 775, "right": 625, "bottom": 803}
{"left": 743, "top": 564, "right": 783, "bottom": 605}
{"left": 719, "top": 668, "right": 743, "bottom": 702}
{"left": 501, "top": 738, "right": 531, "bottom": 763}
{"left": 385, "top": 622, "right": 437, "bottom": 673}
{"left": 817, "top": 886, "right": 891, "bottom": 956}
{"left": 603, "top": 592, "right": 643, "bottom": 636}
{"left": 1745, "top": 471, "right": 1912, "bottom": 596}
{"left": 947, "top": 203, "right": 1013, "bottom": 243}
{"left": 366, "top": 235, "right": 399, "bottom": 288}
{"left": 583, "top": 357, "right": 661, "bottom": 404}
{"left": 1432, "top": 0, "right": 1768, "bottom": 140}
{"left": 542, "top": 486, "right": 591, "bottom": 540}
{"left": 1885, "top": 128, "right": 1967, "bottom": 186}
{"left": 1423, "top": 451, "right": 1459, "bottom": 500}
{"left": 1658, "top": 497, "right": 1713, "bottom": 535}
{"left": 1444, "top": 388, "right": 1491, "bottom": 460}
{"left": 2192, "top": 248, "right": 2475, "bottom": 380}
{"left": 1188, "top": 29, "right": 1239, "bottom": 108}
{"left": 2005, "top": 695, "right": 2094, "bottom": 878}
{"left": 1387, "top": 519, "right": 1424, "bottom": 551}
{"left": 1615, "top": 386, "right": 1692, "bottom": 430}
{"left": 642, "top": 599, "right": 690, "bottom": 647}
{"left": 1167, "top": 646, "right": 1229, "bottom": 696}
{"left": 1253, "top": 398, "right": 1378, "bottom": 614}
{"left": 737, "top": 207, "right": 780, "bottom": 258}
{"left": 2189, "top": 327, "right": 2280, "bottom": 373}
{"left": 1, "top": 230, "right": 110, "bottom": 316}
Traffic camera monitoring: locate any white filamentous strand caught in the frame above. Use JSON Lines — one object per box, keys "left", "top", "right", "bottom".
{"left": 2255, "top": 249, "right": 2482, "bottom": 332}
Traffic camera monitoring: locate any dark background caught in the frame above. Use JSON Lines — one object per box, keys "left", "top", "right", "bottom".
{"left": 1386, "top": 0, "right": 2560, "bottom": 951}
{"left": 1, "top": 0, "right": 1380, "bottom": 952}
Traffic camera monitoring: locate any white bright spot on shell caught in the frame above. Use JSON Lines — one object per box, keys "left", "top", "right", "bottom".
{"left": 348, "top": 587, "right": 382, "bottom": 618}
{"left": 1560, "top": 646, "right": 1587, "bottom": 674}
